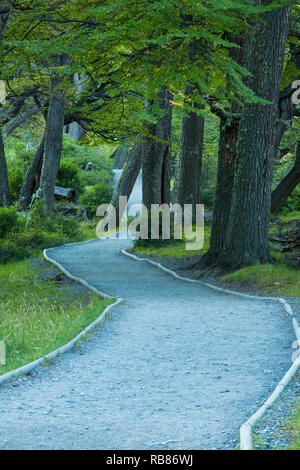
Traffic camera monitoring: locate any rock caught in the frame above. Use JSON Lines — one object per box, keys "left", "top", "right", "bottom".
{"left": 82, "top": 209, "right": 89, "bottom": 221}
{"left": 39, "top": 269, "right": 63, "bottom": 282}
{"left": 54, "top": 186, "right": 76, "bottom": 201}
{"left": 84, "top": 162, "right": 93, "bottom": 172}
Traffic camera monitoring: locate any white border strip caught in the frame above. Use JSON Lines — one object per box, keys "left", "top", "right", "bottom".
{"left": 0, "top": 248, "right": 122, "bottom": 387}
{"left": 122, "top": 248, "right": 300, "bottom": 450}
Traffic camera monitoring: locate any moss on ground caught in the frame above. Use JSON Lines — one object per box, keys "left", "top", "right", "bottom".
{"left": 222, "top": 264, "right": 300, "bottom": 297}
{"left": 133, "top": 226, "right": 211, "bottom": 258}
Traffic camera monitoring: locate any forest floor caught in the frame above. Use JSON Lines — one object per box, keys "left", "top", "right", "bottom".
{"left": 0, "top": 235, "right": 295, "bottom": 449}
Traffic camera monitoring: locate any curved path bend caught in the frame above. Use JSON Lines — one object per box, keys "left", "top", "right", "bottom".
{"left": 0, "top": 235, "right": 295, "bottom": 450}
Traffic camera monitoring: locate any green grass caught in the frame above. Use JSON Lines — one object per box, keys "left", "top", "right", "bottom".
{"left": 0, "top": 259, "right": 113, "bottom": 375}
{"left": 79, "top": 219, "right": 121, "bottom": 241}
{"left": 222, "top": 263, "right": 300, "bottom": 297}
{"left": 79, "top": 220, "right": 98, "bottom": 240}
{"left": 287, "top": 405, "right": 300, "bottom": 449}
{"left": 133, "top": 226, "right": 211, "bottom": 258}
{"left": 278, "top": 211, "right": 300, "bottom": 223}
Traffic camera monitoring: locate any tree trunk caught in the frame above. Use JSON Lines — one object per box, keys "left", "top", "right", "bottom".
{"left": 274, "top": 45, "right": 300, "bottom": 165}
{"left": 0, "top": 128, "right": 12, "bottom": 207}
{"left": 142, "top": 89, "right": 172, "bottom": 209}
{"left": 109, "top": 138, "right": 144, "bottom": 226}
{"left": 172, "top": 85, "right": 204, "bottom": 218}
{"left": 18, "top": 133, "right": 45, "bottom": 210}
{"left": 201, "top": 117, "right": 239, "bottom": 266}
{"left": 113, "top": 145, "right": 130, "bottom": 169}
{"left": 220, "top": 2, "right": 292, "bottom": 268}
{"left": 4, "top": 104, "right": 39, "bottom": 136}
{"left": 0, "top": 5, "right": 12, "bottom": 206}
{"left": 38, "top": 74, "right": 65, "bottom": 211}
{"left": 271, "top": 140, "right": 300, "bottom": 215}
{"left": 199, "top": 35, "right": 242, "bottom": 267}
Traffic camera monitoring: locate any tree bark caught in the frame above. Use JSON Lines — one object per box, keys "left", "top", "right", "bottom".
{"left": 109, "top": 138, "right": 144, "bottom": 226}
{"left": 142, "top": 89, "right": 172, "bottom": 210}
{"left": 112, "top": 145, "right": 130, "bottom": 169}
{"left": 172, "top": 85, "right": 204, "bottom": 218}
{"left": 0, "top": 5, "right": 12, "bottom": 206}
{"left": 271, "top": 140, "right": 300, "bottom": 215}
{"left": 4, "top": 104, "right": 39, "bottom": 136}
{"left": 38, "top": 73, "right": 65, "bottom": 211}
{"left": 18, "top": 133, "right": 45, "bottom": 210}
{"left": 0, "top": 128, "right": 12, "bottom": 207}
{"left": 274, "top": 45, "right": 300, "bottom": 164}
{"left": 201, "top": 117, "right": 239, "bottom": 266}
{"left": 220, "top": 2, "right": 292, "bottom": 268}
{"left": 198, "top": 35, "right": 242, "bottom": 267}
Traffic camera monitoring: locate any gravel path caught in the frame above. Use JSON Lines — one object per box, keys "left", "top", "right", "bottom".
{"left": 0, "top": 235, "right": 296, "bottom": 450}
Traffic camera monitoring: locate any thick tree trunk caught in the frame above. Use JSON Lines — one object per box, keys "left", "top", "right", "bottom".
{"left": 109, "top": 138, "right": 144, "bottom": 226}
{"left": 201, "top": 117, "right": 239, "bottom": 265}
{"left": 0, "top": 128, "right": 12, "bottom": 206}
{"left": 172, "top": 86, "right": 204, "bottom": 218}
{"left": 271, "top": 140, "right": 300, "bottom": 215}
{"left": 38, "top": 75, "right": 65, "bottom": 211}
{"left": 220, "top": 2, "right": 292, "bottom": 268}
{"left": 142, "top": 89, "right": 172, "bottom": 209}
{"left": 113, "top": 145, "right": 130, "bottom": 169}
{"left": 18, "top": 133, "right": 45, "bottom": 210}
{"left": 199, "top": 35, "right": 242, "bottom": 267}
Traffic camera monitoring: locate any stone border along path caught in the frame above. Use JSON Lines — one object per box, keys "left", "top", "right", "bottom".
{"left": 0, "top": 234, "right": 298, "bottom": 450}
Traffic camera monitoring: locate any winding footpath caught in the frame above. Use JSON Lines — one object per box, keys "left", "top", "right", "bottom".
{"left": 0, "top": 234, "right": 295, "bottom": 449}
{"left": 0, "top": 172, "right": 296, "bottom": 449}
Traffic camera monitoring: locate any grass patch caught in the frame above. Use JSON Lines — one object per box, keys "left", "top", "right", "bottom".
{"left": 133, "top": 226, "right": 211, "bottom": 258}
{"left": 79, "top": 219, "right": 122, "bottom": 241}
{"left": 222, "top": 263, "right": 300, "bottom": 297}
{"left": 79, "top": 220, "right": 98, "bottom": 240}
{"left": 277, "top": 211, "right": 300, "bottom": 223}
{"left": 0, "top": 259, "right": 113, "bottom": 375}
{"left": 287, "top": 405, "right": 300, "bottom": 450}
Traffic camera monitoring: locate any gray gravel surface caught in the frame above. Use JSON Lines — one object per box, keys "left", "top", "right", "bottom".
{"left": 0, "top": 235, "right": 296, "bottom": 450}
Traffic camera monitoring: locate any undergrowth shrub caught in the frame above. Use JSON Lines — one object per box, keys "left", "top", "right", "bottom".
{"left": 61, "top": 135, "right": 113, "bottom": 183}
{"left": 0, "top": 207, "right": 22, "bottom": 238}
{"left": 0, "top": 201, "right": 83, "bottom": 264}
{"left": 8, "top": 166, "right": 24, "bottom": 200}
{"left": 200, "top": 188, "right": 215, "bottom": 209}
{"left": 80, "top": 168, "right": 113, "bottom": 187}
{"left": 79, "top": 183, "right": 113, "bottom": 218}
{"left": 56, "top": 159, "right": 84, "bottom": 195}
